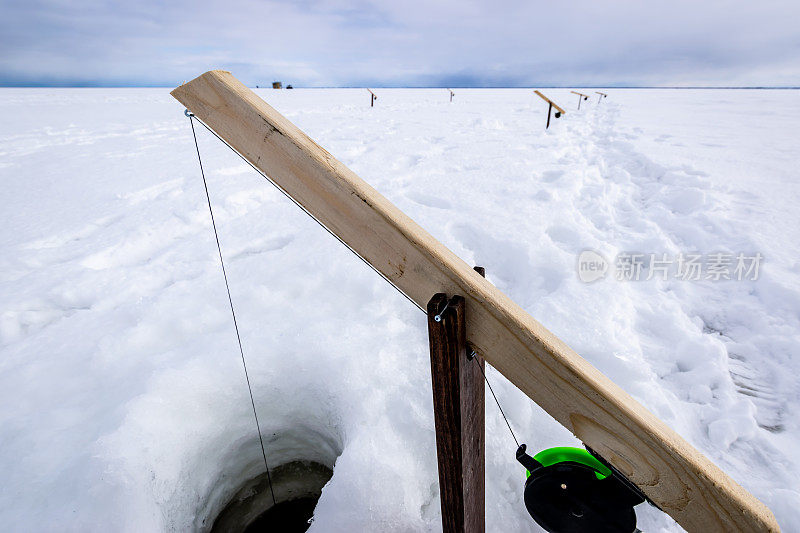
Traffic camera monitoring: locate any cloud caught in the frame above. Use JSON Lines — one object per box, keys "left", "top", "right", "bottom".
{"left": 1, "top": 0, "right": 799, "bottom": 86}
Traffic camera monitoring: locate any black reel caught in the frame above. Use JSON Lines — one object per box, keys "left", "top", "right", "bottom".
{"left": 516, "top": 444, "right": 646, "bottom": 533}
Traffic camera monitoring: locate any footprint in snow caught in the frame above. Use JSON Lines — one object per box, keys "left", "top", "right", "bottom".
{"left": 121, "top": 178, "right": 185, "bottom": 205}
{"left": 22, "top": 214, "right": 123, "bottom": 251}
{"left": 391, "top": 154, "right": 422, "bottom": 170}
{"left": 230, "top": 235, "right": 295, "bottom": 259}
{"left": 660, "top": 187, "right": 707, "bottom": 215}
{"left": 404, "top": 191, "right": 452, "bottom": 210}
{"left": 531, "top": 190, "right": 551, "bottom": 202}
{"left": 681, "top": 167, "right": 709, "bottom": 177}
{"left": 728, "top": 353, "right": 785, "bottom": 433}
{"left": 342, "top": 143, "right": 369, "bottom": 159}
{"left": 540, "top": 169, "right": 565, "bottom": 183}
{"left": 80, "top": 215, "right": 191, "bottom": 270}
{"left": 546, "top": 225, "right": 583, "bottom": 250}
{"left": 0, "top": 298, "right": 91, "bottom": 346}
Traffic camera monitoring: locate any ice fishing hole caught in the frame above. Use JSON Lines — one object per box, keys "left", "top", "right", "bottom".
{"left": 211, "top": 460, "right": 333, "bottom": 533}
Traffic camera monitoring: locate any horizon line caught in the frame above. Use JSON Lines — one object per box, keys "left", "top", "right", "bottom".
{"left": 1, "top": 84, "right": 798, "bottom": 90}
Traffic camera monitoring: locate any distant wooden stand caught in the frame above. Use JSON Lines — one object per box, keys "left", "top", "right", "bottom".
{"left": 533, "top": 90, "right": 566, "bottom": 129}
{"left": 427, "top": 266, "right": 486, "bottom": 533}
{"left": 570, "top": 90, "right": 590, "bottom": 110}
{"left": 367, "top": 89, "right": 377, "bottom": 107}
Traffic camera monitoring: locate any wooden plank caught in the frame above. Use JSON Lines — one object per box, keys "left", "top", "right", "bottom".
{"left": 533, "top": 90, "right": 566, "bottom": 115}
{"left": 428, "top": 293, "right": 485, "bottom": 533}
{"left": 571, "top": 90, "right": 590, "bottom": 98}
{"left": 172, "top": 70, "right": 780, "bottom": 532}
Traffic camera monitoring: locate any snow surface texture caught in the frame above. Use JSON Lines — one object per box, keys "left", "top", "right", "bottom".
{"left": 1, "top": 87, "right": 799, "bottom": 532}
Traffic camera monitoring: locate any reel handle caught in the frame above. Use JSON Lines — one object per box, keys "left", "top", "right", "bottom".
{"left": 516, "top": 444, "right": 543, "bottom": 473}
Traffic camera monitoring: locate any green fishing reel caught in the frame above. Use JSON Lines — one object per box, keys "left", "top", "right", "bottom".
{"left": 516, "top": 444, "right": 647, "bottom": 533}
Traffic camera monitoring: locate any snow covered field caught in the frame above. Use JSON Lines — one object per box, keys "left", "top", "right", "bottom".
{"left": 1, "top": 87, "right": 799, "bottom": 531}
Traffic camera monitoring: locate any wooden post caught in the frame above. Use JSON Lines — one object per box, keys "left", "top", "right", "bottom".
{"left": 171, "top": 72, "right": 780, "bottom": 531}
{"left": 428, "top": 274, "right": 485, "bottom": 532}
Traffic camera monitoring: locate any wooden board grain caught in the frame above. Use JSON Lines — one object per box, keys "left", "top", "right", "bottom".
{"left": 172, "top": 70, "right": 779, "bottom": 532}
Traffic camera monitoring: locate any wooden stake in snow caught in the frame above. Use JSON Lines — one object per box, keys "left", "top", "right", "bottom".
{"left": 172, "top": 71, "right": 780, "bottom": 532}
{"left": 596, "top": 91, "right": 608, "bottom": 104}
{"left": 367, "top": 88, "right": 377, "bottom": 107}
{"left": 428, "top": 278, "right": 485, "bottom": 533}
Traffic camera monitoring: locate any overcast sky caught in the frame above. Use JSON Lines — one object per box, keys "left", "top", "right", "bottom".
{"left": 1, "top": 0, "right": 799, "bottom": 87}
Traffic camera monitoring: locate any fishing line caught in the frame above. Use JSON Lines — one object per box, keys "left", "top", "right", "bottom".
{"left": 188, "top": 113, "right": 276, "bottom": 507}
{"left": 470, "top": 352, "right": 520, "bottom": 448}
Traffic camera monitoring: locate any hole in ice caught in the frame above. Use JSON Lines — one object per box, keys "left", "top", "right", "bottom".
{"left": 211, "top": 460, "right": 333, "bottom": 533}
